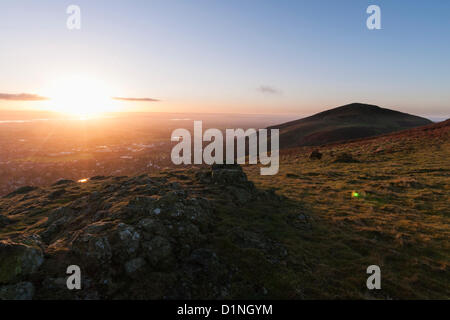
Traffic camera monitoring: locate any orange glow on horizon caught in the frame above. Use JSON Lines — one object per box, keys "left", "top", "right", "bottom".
{"left": 45, "top": 75, "right": 119, "bottom": 118}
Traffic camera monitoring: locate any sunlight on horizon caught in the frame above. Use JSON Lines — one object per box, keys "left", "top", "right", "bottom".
{"left": 45, "top": 75, "right": 119, "bottom": 118}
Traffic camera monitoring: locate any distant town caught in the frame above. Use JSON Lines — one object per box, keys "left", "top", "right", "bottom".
{"left": 0, "top": 111, "right": 292, "bottom": 196}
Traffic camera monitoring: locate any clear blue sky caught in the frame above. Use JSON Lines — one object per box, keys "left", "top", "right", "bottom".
{"left": 1, "top": 0, "right": 449, "bottom": 117}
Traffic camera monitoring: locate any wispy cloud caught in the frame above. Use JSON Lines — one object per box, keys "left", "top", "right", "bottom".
{"left": 112, "top": 97, "right": 160, "bottom": 102}
{"left": 257, "top": 85, "right": 282, "bottom": 95}
{"left": 0, "top": 93, "right": 49, "bottom": 101}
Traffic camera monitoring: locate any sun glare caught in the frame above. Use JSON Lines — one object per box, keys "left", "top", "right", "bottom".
{"left": 47, "top": 75, "right": 116, "bottom": 118}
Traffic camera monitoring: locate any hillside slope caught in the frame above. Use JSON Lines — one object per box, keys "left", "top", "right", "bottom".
{"left": 270, "top": 103, "right": 432, "bottom": 149}
{"left": 247, "top": 119, "right": 450, "bottom": 299}
{"left": 0, "top": 120, "right": 448, "bottom": 300}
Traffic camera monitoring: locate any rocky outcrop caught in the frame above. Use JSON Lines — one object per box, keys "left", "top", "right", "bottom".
{"left": 0, "top": 282, "right": 35, "bottom": 300}
{"left": 211, "top": 164, "right": 249, "bottom": 184}
{"left": 0, "top": 165, "right": 287, "bottom": 300}
{"left": 0, "top": 239, "right": 43, "bottom": 300}
{"left": 0, "top": 240, "right": 44, "bottom": 284}
{"left": 309, "top": 150, "right": 322, "bottom": 160}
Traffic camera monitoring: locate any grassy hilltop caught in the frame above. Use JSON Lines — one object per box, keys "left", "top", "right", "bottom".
{"left": 269, "top": 103, "right": 432, "bottom": 149}
{"left": 0, "top": 120, "right": 449, "bottom": 299}
{"left": 247, "top": 119, "right": 450, "bottom": 298}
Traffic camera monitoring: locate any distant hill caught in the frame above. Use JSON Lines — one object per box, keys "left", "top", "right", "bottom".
{"left": 280, "top": 118, "right": 450, "bottom": 157}
{"left": 269, "top": 103, "right": 432, "bottom": 149}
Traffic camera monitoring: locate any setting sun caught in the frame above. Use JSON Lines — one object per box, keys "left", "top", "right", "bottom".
{"left": 47, "top": 75, "right": 116, "bottom": 118}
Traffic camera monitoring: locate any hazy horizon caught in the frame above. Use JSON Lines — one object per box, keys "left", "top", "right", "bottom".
{"left": 0, "top": 103, "right": 446, "bottom": 124}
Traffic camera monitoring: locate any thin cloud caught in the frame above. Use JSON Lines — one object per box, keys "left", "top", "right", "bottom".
{"left": 112, "top": 97, "right": 160, "bottom": 102}
{"left": 0, "top": 93, "right": 49, "bottom": 101}
{"left": 257, "top": 85, "right": 282, "bottom": 95}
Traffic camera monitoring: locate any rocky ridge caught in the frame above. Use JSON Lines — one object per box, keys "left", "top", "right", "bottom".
{"left": 0, "top": 164, "right": 293, "bottom": 299}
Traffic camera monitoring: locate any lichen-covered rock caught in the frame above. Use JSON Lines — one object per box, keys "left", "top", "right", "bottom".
{"left": 138, "top": 218, "right": 167, "bottom": 239}
{"left": 0, "top": 240, "right": 43, "bottom": 284}
{"left": 187, "top": 248, "right": 219, "bottom": 273}
{"left": 108, "top": 223, "right": 141, "bottom": 261}
{"left": 142, "top": 236, "right": 173, "bottom": 268}
{"left": 124, "top": 257, "right": 146, "bottom": 274}
{"left": 71, "top": 234, "right": 112, "bottom": 264}
{"left": 127, "top": 195, "right": 157, "bottom": 214}
{"left": 183, "top": 248, "right": 229, "bottom": 297}
{"left": 211, "top": 164, "right": 249, "bottom": 185}
{"left": 0, "top": 168, "right": 288, "bottom": 299}
{"left": 0, "top": 282, "right": 35, "bottom": 300}
{"left": 226, "top": 185, "right": 253, "bottom": 205}
{"left": 117, "top": 224, "right": 141, "bottom": 254}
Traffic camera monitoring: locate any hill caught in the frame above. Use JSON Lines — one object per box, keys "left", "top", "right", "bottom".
{"left": 0, "top": 120, "right": 449, "bottom": 300}
{"left": 247, "top": 119, "right": 449, "bottom": 299}
{"left": 269, "top": 103, "right": 432, "bottom": 149}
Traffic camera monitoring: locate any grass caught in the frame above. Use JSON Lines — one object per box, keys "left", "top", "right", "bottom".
{"left": 243, "top": 124, "right": 450, "bottom": 299}
{"left": 0, "top": 122, "right": 448, "bottom": 299}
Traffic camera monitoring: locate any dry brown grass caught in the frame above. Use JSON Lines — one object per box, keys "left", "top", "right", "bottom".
{"left": 245, "top": 121, "right": 450, "bottom": 298}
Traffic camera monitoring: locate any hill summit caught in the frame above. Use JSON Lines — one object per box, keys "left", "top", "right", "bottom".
{"left": 270, "top": 103, "right": 432, "bottom": 149}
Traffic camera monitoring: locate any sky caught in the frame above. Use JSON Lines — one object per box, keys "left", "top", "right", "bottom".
{"left": 0, "top": 0, "right": 449, "bottom": 118}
